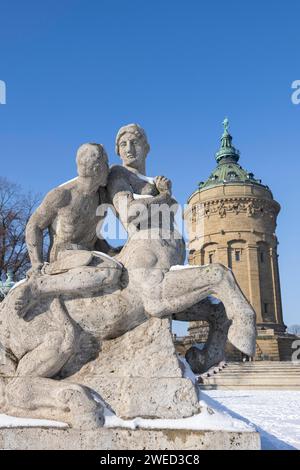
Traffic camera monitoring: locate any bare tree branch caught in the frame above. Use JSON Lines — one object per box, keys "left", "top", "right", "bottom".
{"left": 0, "top": 176, "right": 41, "bottom": 282}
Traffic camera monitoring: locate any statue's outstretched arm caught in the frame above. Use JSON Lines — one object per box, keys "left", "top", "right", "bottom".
{"left": 26, "top": 188, "right": 70, "bottom": 273}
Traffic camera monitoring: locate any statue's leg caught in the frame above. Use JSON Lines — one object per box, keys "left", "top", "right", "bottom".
{"left": 142, "top": 263, "right": 256, "bottom": 357}
{"left": 15, "top": 302, "right": 76, "bottom": 378}
{"left": 13, "top": 264, "right": 122, "bottom": 318}
{"left": 2, "top": 299, "right": 104, "bottom": 429}
{"left": 0, "top": 345, "right": 17, "bottom": 411}
{"left": 176, "top": 301, "right": 230, "bottom": 373}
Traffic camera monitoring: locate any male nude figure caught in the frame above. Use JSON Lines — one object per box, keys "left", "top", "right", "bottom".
{"left": 14, "top": 143, "right": 122, "bottom": 317}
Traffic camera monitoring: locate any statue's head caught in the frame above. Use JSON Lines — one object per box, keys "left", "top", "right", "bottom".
{"left": 76, "top": 143, "right": 109, "bottom": 187}
{"left": 115, "top": 124, "right": 150, "bottom": 171}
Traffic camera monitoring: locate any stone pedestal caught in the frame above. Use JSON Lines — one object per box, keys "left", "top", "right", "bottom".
{"left": 69, "top": 317, "right": 199, "bottom": 419}
{"left": 0, "top": 427, "right": 261, "bottom": 450}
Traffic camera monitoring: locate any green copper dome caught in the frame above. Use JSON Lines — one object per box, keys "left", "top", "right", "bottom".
{"left": 198, "top": 119, "right": 268, "bottom": 191}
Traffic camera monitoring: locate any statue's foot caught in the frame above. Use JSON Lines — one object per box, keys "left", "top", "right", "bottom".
{"left": 228, "top": 307, "right": 256, "bottom": 357}
{"left": 57, "top": 384, "right": 104, "bottom": 429}
{"left": 224, "top": 270, "right": 256, "bottom": 357}
{"left": 12, "top": 281, "right": 36, "bottom": 318}
{"left": 5, "top": 378, "right": 104, "bottom": 430}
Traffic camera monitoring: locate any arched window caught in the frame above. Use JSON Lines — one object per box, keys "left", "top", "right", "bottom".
{"left": 201, "top": 242, "right": 218, "bottom": 265}
{"left": 227, "top": 240, "right": 249, "bottom": 301}
{"left": 228, "top": 240, "right": 246, "bottom": 268}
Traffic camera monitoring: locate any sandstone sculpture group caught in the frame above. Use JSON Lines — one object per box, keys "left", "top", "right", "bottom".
{"left": 0, "top": 124, "right": 256, "bottom": 428}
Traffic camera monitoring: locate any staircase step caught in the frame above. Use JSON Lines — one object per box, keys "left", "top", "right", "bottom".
{"left": 209, "top": 373, "right": 300, "bottom": 377}
{"left": 201, "top": 377, "right": 300, "bottom": 384}
{"left": 225, "top": 370, "right": 300, "bottom": 372}
{"left": 199, "top": 361, "right": 300, "bottom": 390}
{"left": 199, "top": 384, "right": 300, "bottom": 390}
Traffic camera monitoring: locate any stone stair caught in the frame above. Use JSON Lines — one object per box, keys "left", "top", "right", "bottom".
{"left": 198, "top": 361, "right": 300, "bottom": 390}
{"left": 256, "top": 338, "right": 280, "bottom": 361}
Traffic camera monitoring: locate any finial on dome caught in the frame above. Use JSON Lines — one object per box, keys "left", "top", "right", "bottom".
{"left": 215, "top": 117, "right": 240, "bottom": 163}
{"left": 222, "top": 117, "right": 229, "bottom": 134}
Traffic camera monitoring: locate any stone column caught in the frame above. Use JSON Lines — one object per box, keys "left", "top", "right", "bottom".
{"left": 270, "top": 246, "right": 284, "bottom": 329}
{"left": 246, "top": 244, "right": 263, "bottom": 324}
{"left": 217, "top": 245, "right": 229, "bottom": 266}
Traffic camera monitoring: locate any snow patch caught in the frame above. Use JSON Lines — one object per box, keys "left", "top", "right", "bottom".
{"left": 135, "top": 173, "right": 155, "bottom": 184}
{"left": 177, "top": 355, "right": 197, "bottom": 384}
{"left": 0, "top": 414, "right": 68, "bottom": 429}
{"left": 10, "top": 278, "right": 27, "bottom": 291}
{"left": 170, "top": 264, "right": 199, "bottom": 271}
{"left": 59, "top": 177, "right": 78, "bottom": 187}
{"left": 103, "top": 402, "right": 253, "bottom": 432}
{"left": 133, "top": 193, "right": 154, "bottom": 200}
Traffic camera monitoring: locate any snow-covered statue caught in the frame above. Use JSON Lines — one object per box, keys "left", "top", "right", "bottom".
{"left": 0, "top": 124, "right": 256, "bottom": 428}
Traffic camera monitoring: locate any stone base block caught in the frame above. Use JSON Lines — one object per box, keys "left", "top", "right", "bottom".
{"left": 0, "top": 427, "right": 261, "bottom": 450}
{"left": 69, "top": 318, "right": 199, "bottom": 419}
{"left": 80, "top": 376, "right": 200, "bottom": 419}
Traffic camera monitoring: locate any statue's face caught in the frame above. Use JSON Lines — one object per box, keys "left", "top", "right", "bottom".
{"left": 77, "top": 150, "right": 109, "bottom": 188}
{"left": 118, "top": 132, "right": 146, "bottom": 169}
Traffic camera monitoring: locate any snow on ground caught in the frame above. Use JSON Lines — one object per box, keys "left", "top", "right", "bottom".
{"left": 180, "top": 357, "right": 300, "bottom": 450}
{"left": 202, "top": 390, "right": 300, "bottom": 450}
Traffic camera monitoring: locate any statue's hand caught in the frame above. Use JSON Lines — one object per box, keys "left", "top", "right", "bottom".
{"left": 26, "top": 263, "right": 43, "bottom": 278}
{"left": 154, "top": 176, "right": 172, "bottom": 195}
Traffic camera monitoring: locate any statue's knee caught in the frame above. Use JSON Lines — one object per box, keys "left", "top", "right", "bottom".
{"left": 212, "top": 262, "right": 227, "bottom": 274}
{"left": 204, "top": 263, "right": 227, "bottom": 284}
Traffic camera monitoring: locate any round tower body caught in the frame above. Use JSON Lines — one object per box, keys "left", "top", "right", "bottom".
{"left": 186, "top": 119, "right": 285, "bottom": 335}
{"left": 187, "top": 182, "right": 284, "bottom": 332}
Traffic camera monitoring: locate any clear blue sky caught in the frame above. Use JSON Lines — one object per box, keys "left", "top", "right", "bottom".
{"left": 0, "top": 0, "right": 299, "bottom": 329}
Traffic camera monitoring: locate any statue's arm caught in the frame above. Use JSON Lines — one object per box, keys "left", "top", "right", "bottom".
{"left": 25, "top": 188, "right": 69, "bottom": 273}
{"left": 107, "top": 168, "right": 174, "bottom": 215}
{"left": 94, "top": 186, "right": 123, "bottom": 255}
